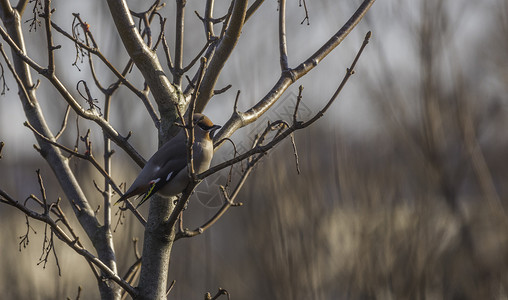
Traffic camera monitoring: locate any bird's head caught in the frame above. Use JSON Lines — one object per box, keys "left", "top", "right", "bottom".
{"left": 193, "top": 113, "right": 221, "bottom": 139}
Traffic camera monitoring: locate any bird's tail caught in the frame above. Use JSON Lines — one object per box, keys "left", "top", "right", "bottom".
{"left": 135, "top": 183, "right": 157, "bottom": 208}
{"left": 114, "top": 195, "right": 126, "bottom": 206}
{"left": 114, "top": 189, "right": 136, "bottom": 206}
{"left": 114, "top": 184, "right": 153, "bottom": 207}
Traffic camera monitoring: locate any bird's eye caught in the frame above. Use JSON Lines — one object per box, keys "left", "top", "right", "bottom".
{"left": 198, "top": 122, "right": 212, "bottom": 130}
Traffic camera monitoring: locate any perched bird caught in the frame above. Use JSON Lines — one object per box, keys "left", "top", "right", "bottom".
{"left": 115, "top": 113, "right": 221, "bottom": 208}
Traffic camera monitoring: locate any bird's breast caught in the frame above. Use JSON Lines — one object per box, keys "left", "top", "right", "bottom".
{"left": 192, "top": 139, "right": 214, "bottom": 173}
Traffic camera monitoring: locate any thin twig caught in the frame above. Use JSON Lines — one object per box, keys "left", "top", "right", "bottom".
{"left": 207, "top": 288, "right": 230, "bottom": 300}
{"left": 0, "top": 60, "right": 10, "bottom": 95}
{"left": 289, "top": 133, "right": 300, "bottom": 174}
{"left": 36, "top": 169, "right": 48, "bottom": 213}
{"left": 299, "top": 0, "right": 310, "bottom": 25}
{"left": 166, "top": 280, "right": 176, "bottom": 296}
{"left": 69, "top": 286, "right": 82, "bottom": 300}
{"left": 214, "top": 84, "right": 232, "bottom": 96}
{"left": 0, "top": 44, "right": 31, "bottom": 105}
{"left": 55, "top": 105, "right": 71, "bottom": 140}
{"left": 185, "top": 57, "right": 208, "bottom": 181}
{"left": 293, "top": 85, "right": 303, "bottom": 124}
{"left": 43, "top": 0, "right": 58, "bottom": 76}
{"left": 245, "top": 0, "right": 265, "bottom": 22}
{"left": 161, "top": 32, "right": 174, "bottom": 73}
{"left": 77, "top": 80, "right": 101, "bottom": 115}
{"left": 278, "top": 0, "right": 289, "bottom": 71}
{"left": 174, "top": 0, "right": 186, "bottom": 87}
{"left": 122, "top": 255, "right": 141, "bottom": 291}
{"left": 103, "top": 93, "right": 112, "bottom": 229}
{"left": 233, "top": 90, "right": 240, "bottom": 113}
{"left": 151, "top": 13, "right": 166, "bottom": 52}
{"left": 182, "top": 40, "right": 211, "bottom": 73}
{"left": 123, "top": 258, "right": 141, "bottom": 282}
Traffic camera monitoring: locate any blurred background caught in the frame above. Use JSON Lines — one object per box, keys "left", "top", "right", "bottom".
{"left": 1, "top": 0, "right": 508, "bottom": 299}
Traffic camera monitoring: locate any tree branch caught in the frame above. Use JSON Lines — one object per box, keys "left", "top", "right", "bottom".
{"left": 204, "top": 0, "right": 215, "bottom": 38}
{"left": 278, "top": 0, "right": 289, "bottom": 71}
{"left": 213, "top": 0, "right": 376, "bottom": 145}
{"left": 0, "top": 0, "right": 15, "bottom": 18}
{"left": 245, "top": 0, "right": 265, "bottom": 22}
{"left": 43, "top": 0, "right": 57, "bottom": 76}
{"left": 195, "top": 0, "right": 248, "bottom": 112}
{"left": 173, "top": 0, "right": 185, "bottom": 87}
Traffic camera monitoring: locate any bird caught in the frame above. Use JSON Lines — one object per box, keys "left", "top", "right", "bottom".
{"left": 115, "top": 113, "right": 221, "bottom": 208}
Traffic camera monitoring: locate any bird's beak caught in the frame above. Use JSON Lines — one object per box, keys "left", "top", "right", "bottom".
{"left": 209, "top": 125, "right": 221, "bottom": 139}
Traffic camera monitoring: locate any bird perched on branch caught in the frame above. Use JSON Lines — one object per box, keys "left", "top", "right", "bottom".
{"left": 115, "top": 113, "right": 221, "bottom": 208}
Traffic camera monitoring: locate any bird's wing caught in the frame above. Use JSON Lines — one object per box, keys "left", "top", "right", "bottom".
{"left": 135, "top": 155, "right": 187, "bottom": 208}
{"left": 115, "top": 132, "right": 188, "bottom": 205}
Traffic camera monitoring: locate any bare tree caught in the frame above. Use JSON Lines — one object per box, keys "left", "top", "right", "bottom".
{"left": 0, "top": 0, "right": 375, "bottom": 299}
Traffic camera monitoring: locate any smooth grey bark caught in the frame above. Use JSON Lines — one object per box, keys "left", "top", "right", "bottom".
{"left": 136, "top": 196, "right": 176, "bottom": 299}
{"left": 0, "top": 3, "right": 120, "bottom": 299}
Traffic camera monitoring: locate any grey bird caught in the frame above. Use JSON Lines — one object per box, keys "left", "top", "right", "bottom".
{"left": 115, "top": 113, "right": 221, "bottom": 208}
